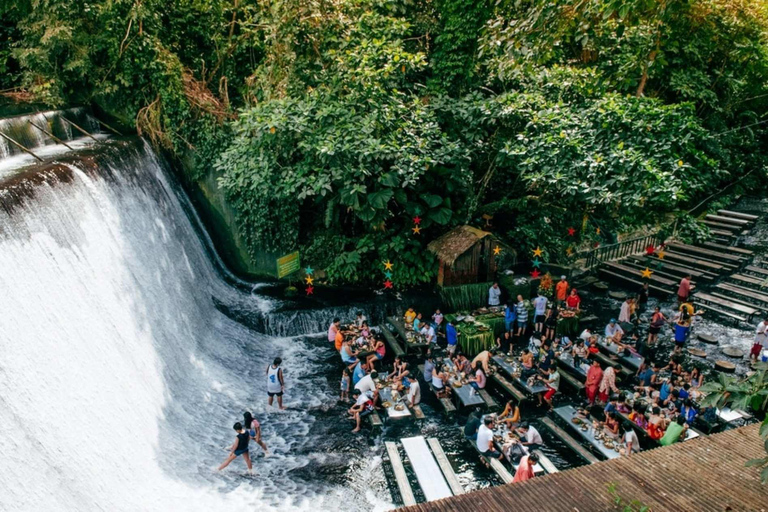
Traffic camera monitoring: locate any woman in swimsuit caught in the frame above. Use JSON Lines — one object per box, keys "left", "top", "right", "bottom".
{"left": 243, "top": 412, "right": 269, "bottom": 456}
{"left": 366, "top": 339, "right": 386, "bottom": 369}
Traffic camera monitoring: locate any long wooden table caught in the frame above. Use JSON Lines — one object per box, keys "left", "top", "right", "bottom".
{"left": 443, "top": 358, "right": 485, "bottom": 407}
{"left": 491, "top": 355, "right": 549, "bottom": 396}
{"left": 553, "top": 406, "right": 620, "bottom": 460}
{"left": 387, "top": 316, "right": 430, "bottom": 355}
{"left": 598, "top": 339, "right": 645, "bottom": 370}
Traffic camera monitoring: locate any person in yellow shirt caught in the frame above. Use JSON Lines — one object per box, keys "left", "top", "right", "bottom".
{"left": 404, "top": 307, "right": 417, "bottom": 325}
{"left": 556, "top": 275, "right": 569, "bottom": 302}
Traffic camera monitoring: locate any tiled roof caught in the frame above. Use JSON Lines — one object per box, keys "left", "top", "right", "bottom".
{"left": 401, "top": 423, "right": 767, "bottom": 511}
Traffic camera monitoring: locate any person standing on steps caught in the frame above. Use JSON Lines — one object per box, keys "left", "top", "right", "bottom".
{"left": 243, "top": 411, "right": 269, "bottom": 457}
{"left": 266, "top": 357, "right": 286, "bottom": 410}
{"left": 218, "top": 422, "right": 253, "bottom": 473}
{"left": 677, "top": 274, "right": 692, "bottom": 304}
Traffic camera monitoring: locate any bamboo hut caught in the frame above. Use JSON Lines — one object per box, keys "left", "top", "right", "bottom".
{"left": 428, "top": 225, "right": 507, "bottom": 287}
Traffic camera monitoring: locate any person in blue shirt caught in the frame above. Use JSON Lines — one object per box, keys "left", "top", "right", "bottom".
{"left": 504, "top": 303, "right": 516, "bottom": 333}
{"left": 446, "top": 321, "right": 459, "bottom": 355}
{"left": 352, "top": 361, "right": 367, "bottom": 385}
{"left": 679, "top": 399, "right": 697, "bottom": 424}
{"left": 678, "top": 384, "right": 690, "bottom": 400}
{"left": 659, "top": 378, "right": 673, "bottom": 402}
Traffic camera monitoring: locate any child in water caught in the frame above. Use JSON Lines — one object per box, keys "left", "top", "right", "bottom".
{"left": 340, "top": 367, "right": 351, "bottom": 402}
{"left": 218, "top": 422, "right": 253, "bottom": 474}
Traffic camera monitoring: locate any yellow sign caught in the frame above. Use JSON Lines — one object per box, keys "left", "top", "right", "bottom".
{"left": 276, "top": 251, "right": 301, "bottom": 279}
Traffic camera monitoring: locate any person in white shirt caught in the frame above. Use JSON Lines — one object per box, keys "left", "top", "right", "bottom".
{"left": 752, "top": 316, "right": 768, "bottom": 361}
{"left": 488, "top": 282, "right": 502, "bottom": 306}
{"left": 579, "top": 328, "right": 592, "bottom": 341}
{"left": 354, "top": 370, "right": 379, "bottom": 397}
{"left": 348, "top": 389, "right": 374, "bottom": 433}
{"left": 406, "top": 375, "right": 421, "bottom": 405}
{"left": 621, "top": 424, "right": 640, "bottom": 455}
{"left": 517, "top": 423, "right": 543, "bottom": 448}
{"left": 538, "top": 365, "right": 560, "bottom": 409}
{"left": 476, "top": 417, "right": 503, "bottom": 459}
{"left": 604, "top": 319, "right": 624, "bottom": 343}
{"left": 355, "top": 311, "right": 367, "bottom": 328}
{"left": 533, "top": 293, "right": 548, "bottom": 332}
{"left": 423, "top": 324, "right": 436, "bottom": 344}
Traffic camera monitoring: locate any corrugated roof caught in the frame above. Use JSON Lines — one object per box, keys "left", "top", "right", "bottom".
{"left": 427, "top": 225, "right": 493, "bottom": 266}
{"left": 400, "top": 424, "right": 768, "bottom": 512}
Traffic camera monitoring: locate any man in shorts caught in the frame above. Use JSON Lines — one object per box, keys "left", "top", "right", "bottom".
{"left": 348, "top": 389, "right": 374, "bottom": 433}
{"left": 446, "top": 320, "right": 459, "bottom": 355}
{"left": 266, "top": 357, "right": 285, "bottom": 410}
{"left": 477, "top": 416, "right": 503, "bottom": 460}
{"left": 533, "top": 292, "right": 548, "bottom": 333}
{"left": 515, "top": 295, "right": 528, "bottom": 337}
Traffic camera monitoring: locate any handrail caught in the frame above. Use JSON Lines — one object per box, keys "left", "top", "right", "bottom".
{"left": 584, "top": 233, "right": 663, "bottom": 269}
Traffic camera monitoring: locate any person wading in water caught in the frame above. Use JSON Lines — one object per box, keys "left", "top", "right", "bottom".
{"left": 218, "top": 422, "right": 253, "bottom": 474}
{"left": 267, "top": 357, "right": 286, "bottom": 410}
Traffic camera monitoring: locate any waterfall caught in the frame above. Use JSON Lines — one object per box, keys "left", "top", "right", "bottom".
{"left": 0, "top": 137, "right": 392, "bottom": 511}
{"left": 0, "top": 108, "right": 105, "bottom": 176}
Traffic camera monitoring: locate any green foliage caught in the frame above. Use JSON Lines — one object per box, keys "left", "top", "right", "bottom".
{"left": 607, "top": 482, "right": 651, "bottom": 512}
{"left": 4, "top": 0, "right": 768, "bottom": 286}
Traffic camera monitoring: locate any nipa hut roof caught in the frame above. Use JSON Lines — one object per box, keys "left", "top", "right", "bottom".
{"left": 427, "top": 225, "right": 494, "bottom": 266}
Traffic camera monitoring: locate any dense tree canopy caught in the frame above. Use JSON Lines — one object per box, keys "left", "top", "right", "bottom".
{"left": 2, "top": 0, "right": 768, "bottom": 285}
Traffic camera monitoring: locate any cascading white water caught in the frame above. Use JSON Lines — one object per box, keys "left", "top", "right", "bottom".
{"left": 0, "top": 139, "right": 392, "bottom": 511}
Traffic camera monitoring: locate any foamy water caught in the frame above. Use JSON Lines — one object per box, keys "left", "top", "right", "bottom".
{"left": 0, "top": 140, "right": 393, "bottom": 511}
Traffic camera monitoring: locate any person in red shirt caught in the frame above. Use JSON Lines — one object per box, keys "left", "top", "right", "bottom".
{"left": 565, "top": 288, "right": 581, "bottom": 310}
{"left": 677, "top": 274, "right": 692, "bottom": 303}
{"left": 512, "top": 452, "right": 539, "bottom": 483}
{"left": 555, "top": 275, "right": 569, "bottom": 302}
{"left": 585, "top": 360, "right": 603, "bottom": 404}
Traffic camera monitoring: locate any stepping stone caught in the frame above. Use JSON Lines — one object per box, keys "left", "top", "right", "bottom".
{"left": 715, "top": 360, "right": 736, "bottom": 373}
{"left": 687, "top": 348, "right": 707, "bottom": 358}
{"left": 593, "top": 281, "right": 609, "bottom": 291}
{"left": 578, "top": 276, "right": 599, "bottom": 286}
{"left": 698, "top": 333, "right": 718, "bottom": 345}
{"left": 609, "top": 291, "right": 627, "bottom": 300}
{"left": 722, "top": 347, "right": 744, "bottom": 358}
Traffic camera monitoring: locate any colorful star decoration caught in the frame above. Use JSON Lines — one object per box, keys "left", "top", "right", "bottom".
{"left": 305, "top": 285, "right": 314, "bottom": 295}
{"left": 493, "top": 246, "right": 501, "bottom": 255}
{"left": 641, "top": 267, "right": 653, "bottom": 279}
{"left": 383, "top": 280, "right": 393, "bottom": 289}
{"left": 304, "top": 266, "right": 314, "bottom": 275}
{"left": 412, "top": 225, "right": 421, "bottom": 235}
{"left": 645, "top": 245, "right": 656, "bottom": 255}
{"left": 596, "top": 227, "right": 601, "bottom": 235}
{"left": 532, "top": 258, "right": 542, "bottom": 268}
{"left": 657, "top": 250, "right": 666, "bottom": 260}
{"left": 383, "top": 260, "right": 394, "bottom": 270}
{"left": 384, "top": 271, "right": 393, "bottom": 279}
{"left": 304, "top": 275, "right": 314, "bottom": 285}
{"left": 567, "top": 227, "right": 576, "bottom": 236}
{"left": 530, "top": 269, "right": 541, "bottom": 279}
{"left": 413, "top": 216, "right": 422, "bottom": 225}
{"left": 566, "top": 247, "right": 574, "bottom": 257}
{"left": 532, "top": 246, "right": 543, "bottom": 257}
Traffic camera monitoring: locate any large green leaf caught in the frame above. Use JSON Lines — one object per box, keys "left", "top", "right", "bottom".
{"left": 367, "top": 188, "right": 394, "bottom": 209}
{"left": 423, "top": 194, "right": 443, "bottom": 208}
{"left": 428, "top": 207, "right": 453, "bottom": 225}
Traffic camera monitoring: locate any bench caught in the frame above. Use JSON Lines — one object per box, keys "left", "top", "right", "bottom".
{"left": 649, "top": 251, "right": 726, "bottom": 274}
{"left": 380, "top": 324, "right": 405, "bottom": 358}
{"left": 604, "top": 261, "right": 683, "bottom": 288}
{"left": 666, "top": 242, "right": 745, "bottom": 264}
{"left": 702, "top": 220, "right": 741, "bottom": 232}
{"left": 385, "top": 442, "right": 417, "bottom": 507}
{"left": 702, "top": 241, "right": 753, "bottom": 256}
{"left": 705, "top": 214, "right": 752, "bottom": 227}
{"left": 718, "top": 209, "right": 758, "bottom": 221}
{"left": 491, "top": 373, "right": 525, "bottom": 401}
{"left": 743, "top": 265, "right": 768, "bottom": 279}
{"left": 412, "top": 404, "right": 426, "bottom": 420}
{"left": 531, "top": 450, "right": 559, "bottom": 474}
{"left": 558, "top": 369, "right": 585, "bottom": 392}
{"left": 664, "top": 246, "right": 739, "bottom": 270}
{"left": 478, "top": 389, "right": 499, "bottom": 411}
{"left": 463, "top": 428, "right": 514, "bottom": 484}
{"left": 538, "top": 417, "right": 599, "bottom": 464}
{"left": 632, "top": 255, "right": 715, "bottom": 280}
{"left": 401, "top": 436, "right": 453, "bottom": 502}
{"left": 729, "top": 274, "right": 768, "bottom": 290}
{"left": 715, "top": 282, "right": 768, "bottom": 307}
{"left": 418, "top": 365, "right": 457, "bottom": 413}
{"left": 598, "top": 267, "right": 673, "bottom": 295}
{"left": 696, "top": 291, "right": 759, "bottom": 315}
{"left": 620, "top": 258, "right": 698, "bottom": 285}
{"left": 369, "top": 411, "right": 384, "bottom": 428}
{"left": 426, "top": 438, "right": 465, "bottom": 495}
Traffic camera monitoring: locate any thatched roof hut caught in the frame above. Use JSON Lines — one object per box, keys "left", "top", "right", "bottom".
{"left": 428, "top": 225, "right": 509, "bottom": 287}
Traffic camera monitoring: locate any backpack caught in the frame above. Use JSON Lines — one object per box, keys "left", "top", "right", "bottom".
{"left": 505, "top": 442, "right": 526, "bottom": 464}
